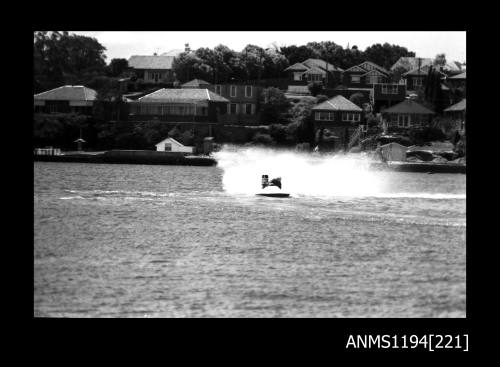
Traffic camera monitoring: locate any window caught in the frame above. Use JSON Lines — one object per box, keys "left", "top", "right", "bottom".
{"left": 293, "top": 72, "right": 302, "bottom": 81}
{"left": 164, "top": 143, "right": 172, "bottom": 152}
{"left": 245, "top": 86, "right": 252, "bottom": 98}
{"left": 414, "top": 77, "right": 423, "bottom": 87}
{"left": 369, "top": 75, "right": 382, "bottom": 84}
{"left": 351, "top": 75, "right": 361, "bottom": 83}
{"left": 245, "top": 103, "right": 253, "bottom": 115}
{"left": 215, "top": 85, "right": 222, "bottom": 95}
{"left": 315, "top": 111, "right": 334, "bottom": 121}
{"left": 342, "top": 112, "right": 360, "bottom": 122}
{"left": 229, "top": 103, "right": 237, "bottom": 114}
{"left": 230, "top": 85, "right": 237, "bottom": 97}
{"left": 392, "top": 85, "right": 398, "bottom": 94}
{"left": 397, "top": 114, "right": 411, "bottom": 127}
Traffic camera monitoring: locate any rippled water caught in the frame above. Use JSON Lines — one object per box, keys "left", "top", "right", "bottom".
{"left": 34, "top": 152, "right": 466, "bottom": 318}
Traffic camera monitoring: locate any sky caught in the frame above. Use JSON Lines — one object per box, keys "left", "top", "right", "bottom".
{"left": 70, "top": 31, "right": 466, "bottom": 64}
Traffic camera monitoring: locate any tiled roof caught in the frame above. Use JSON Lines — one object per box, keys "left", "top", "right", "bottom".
{"left": 181, "top": 79, "right": 211, "bottom": 87}
{"left": 403, "top": 64, "right": 446, "bottom": 77}
{"left": 284, "top": 62, "right": 309, "bottom": 71}
{"left": 302, "top": 66, "right": 325, "bottom": 74}
{"left": 358, "top": 61, "right": 390, "bottom": 75}
{"left": 312, "top": 95, "right": 363, "bottom": 111}
{"left": 449, "top": 71, "right": 466, "bottom": 80}
{"left": 444, "top": 98, "right": 466, "bottom": 112}
{"left": 128, "top": 55, "right": 175, "bottom": 70}
{"left": 383, "top": 99, "right": 435, "bottom": 114}
{"left": 136, "top": 88, "right": 229, "bottom": 103}
{"left": 34, "top": 85, "right": 97, "bottom": 101}
{"left": 303, "top": 58, "right": 343, "bottom": 72}
{"left": 390, "top": 57, "right": 433, "bottom": 72}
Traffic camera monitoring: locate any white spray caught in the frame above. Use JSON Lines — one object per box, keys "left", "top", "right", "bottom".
{"left": 214, "top": 146, "right": 387, "bottom": 197}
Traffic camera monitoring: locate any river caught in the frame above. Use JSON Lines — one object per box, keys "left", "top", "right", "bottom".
{"left": 34, "top": 148, "right": 466, "bottom": 317}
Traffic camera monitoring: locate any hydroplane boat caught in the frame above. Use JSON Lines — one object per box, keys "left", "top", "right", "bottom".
{"left": 256, "top": 175, "right": 290, "bottom": 198}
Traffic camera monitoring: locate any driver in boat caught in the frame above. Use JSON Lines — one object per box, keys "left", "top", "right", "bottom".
{"left": 261, "top": 175, "right": 282, "bottom": 189}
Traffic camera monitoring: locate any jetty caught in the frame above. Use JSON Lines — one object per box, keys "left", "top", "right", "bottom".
{"left": 33, "top": 150, "right": 217, "bottom": 166}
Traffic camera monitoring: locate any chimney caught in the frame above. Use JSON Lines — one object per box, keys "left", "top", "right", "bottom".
{"left": 185, "top": 43, "right": 191, "bottom": 53}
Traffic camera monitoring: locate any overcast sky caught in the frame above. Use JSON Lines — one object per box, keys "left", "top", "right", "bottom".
{"left": 70, "top": 31, "right": 466, "bottom": 64}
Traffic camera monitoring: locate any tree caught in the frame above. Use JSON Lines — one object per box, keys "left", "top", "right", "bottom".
{"left": 424, "top": 66, "right": 446, "bottom": 114}
{"left": 363, "top": 43, "right": 415, "bottom": 70}
{"left": 106, "top": 58, "right": 129, "bottom": 77}
{"left": 349, "top": 92, "right": 365, "bottom": 107}
{"left": 34, "top": 31, "right": 107, "bottom": 92}
{"left": 259, "top": 87, "right": 291, "bottom": 124}
{"left": 433, "top": 53, "right": 447, "bottom": 68}
{"left": 279, "top": 45, "right": 316, "bottom": 66}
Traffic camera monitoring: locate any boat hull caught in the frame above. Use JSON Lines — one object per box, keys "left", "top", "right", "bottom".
{"left": 256, "top": 193, "right": 290, "bottom": 198}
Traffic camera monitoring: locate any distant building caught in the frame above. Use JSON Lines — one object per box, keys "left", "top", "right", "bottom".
{"left": 401, "top": 64, "right": 446, "bottom": 92}
{"left": 443, "top": 98, "right": 466, "bottom": 131}
{"left": 284, "top": 58, "right": 343, "bottom": 89}
{"left": 155, "top": 137, "right": 194, "bottom": 153}
{"left": 342, "top": 61, "right": 391, "bottom": 87}
{"left": 181, "top": 79, "right": 211, "bottom": 89}
{"left": 382, "top": 99, "right": 435, "bottom": 129}
{"left": 128, "top": 54, "right": 176, "bottom": 84}
{"left": 311, "top": 95, "right": 364, "bottom": 149}
{"left": 128, "top": 88, "right": 229, "bottom": 123}
{"left": 34, "top": 85, "right": 97, "bottom": 115}
{"left": 207, "top": 83, "right": 263, "bottom": 125}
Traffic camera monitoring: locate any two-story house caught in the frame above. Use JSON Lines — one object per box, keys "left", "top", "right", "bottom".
{"left": 206, "top": 83, "right": 263, "bottom": 125}
{"left": 334, "top": 61, "right": 406, "bottom": 112}
{"left": 311, "top": 95, "right": 364, "bottom": 149}
{"left": 34, "top": 85, "right": 97, "bottom": 115}
{"left": 128, "top": 88, "right": 229, "bottom": 123}
{"left": 401, "top": 64, "right": 447, "bottom": 92}
{"left": 128, "top": 54, "right": 177, "bottom": 85}
{"left": 284, "top": 58, "right": 343, "bottom": 94}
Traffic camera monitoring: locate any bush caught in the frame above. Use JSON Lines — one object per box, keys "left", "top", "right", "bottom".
{"left": 269, "top": 124, "right": 288, "bottom": 145}
{"left": 252, "top": 133, "right": 275, "bottom": 146}
{"left": 316, "top": 94, "right": 328, "bottom": 103}
{"left": 408, "top": 127, "right": 446, "bottom": 145}
{"left": 308, "top": 82, "right": 324, "bottom": 97}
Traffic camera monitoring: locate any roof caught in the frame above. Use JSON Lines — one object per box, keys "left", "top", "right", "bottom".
{"left": 403, "top": 64, "right": 446, "bottom": 77}
{"left": 302, "top": 66, "right": 325, "bottom": 74}
{"left": 449, "top": 71, "right": 466, "bottom": 80}
{"left": 284, "top": 62, "right": 309, "bottom": 71}
{"left": 444, "top": 98, "right": 466, "bottom": 112}
{"left": 390, "top": 57, "right": 433, "bottom": 72}
{"left": 128, "top": 55, "right": 175, "bottom": 70}
{"left": 358, "top": 61, "right": 390, "bottom": 75}
{"left": 34, "top": 85, "right": 97, "bottom": 101}
{"left": 383, "top": 99, "right": 435, "bottom": 114}
{"left": 155, "top": 137, "right": 185, "bottom": 147}
{"left": 181, "top": 79, "right": 211, "bottom": 87}
{"left": 312, "top": 95, "right": 363, "bottom": 112}
{"left": 303, "top": 58, "right": 343, "bottom": 72}
{"left": 136, "top": 88, "right": 229, "bottom": 103}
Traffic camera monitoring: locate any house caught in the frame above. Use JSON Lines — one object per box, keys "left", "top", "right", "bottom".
{"left": 207, "top": 83, "right": 263, "bottom": 125}
{"left": 284, "top": 58, "right": 343, "bottom": 89}
{"left": 34, "top": 85, "right": 97, "bottom": 115}
{"left": 128, "top": 54, "right": 176, "bottom": 84}
{"left": 311, "top": 95, "right": 363, "bottom": 149}
{"left": 128, "top": 88, "right": 229, "bottom": 123}
{"left": 443, "top": 98, "right": 466, "bottom": 131}
{"left": 181, "top": 79, "right": 211, "bottom": 89}
{"left": 379, "top": 142, "right": 407, "bottom": 162}
{"left": 342, "top": 61, "right": 391, "bottom": 87}
{"left": 382, "top": 99, "right": 435, "bottom": 129}
{"left": 446, "top": 71, "right": 466, "bottom": 91}
{"left": 401, "top": 64, "right": 446, "bottom": 92}
{"left": 155, "top": 137, "right": 194, "bottom": 153}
